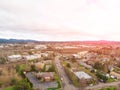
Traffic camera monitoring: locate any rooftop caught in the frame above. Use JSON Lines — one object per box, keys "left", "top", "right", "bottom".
{"left": 8, "top": 55, "right": 22, "bottom": 58}
{"left": 74, "top": 71, "right": 91, "bottom": 79}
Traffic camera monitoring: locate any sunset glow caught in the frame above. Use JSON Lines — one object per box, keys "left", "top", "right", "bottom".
{"left": 0, "top": 0, "right": 120, "bottom": 41}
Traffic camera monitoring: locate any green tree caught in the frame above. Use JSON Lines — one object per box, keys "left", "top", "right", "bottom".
{"left": 16, "top": 65, "right": 20, "bottom": 73}
{"left": 94, "top": 62, "right": 102, "bottom": 70}
{"left": 31, "top": 65, "right": 36, "bottom": 71}
{"left": 28, "top": 51, "right": 33, "bottom": 55}
{"left": 0, "top": 57, "right": 6, "bottom": 64}
{"left": 0, "top": 82, "right": 3, "bottom": 88}
{"left": 66, "top": 63, "right": 71, "bottom": 68}
{"left": 70, "top": 56, "right": 76, "bottom": 62}
{"left": 96, "top": 72, "right": 108, "bottom": 82}
{"left": 10, "top": 78, "right": 17, "bottom": 85}
{"left": 47, "top": 65, "right": 55, "bottom": 72}
{"left": 16, "top": 64, "right": 26, "bottom": 75}
{"left": 0, "top": 70, "right": 2, "bottom": 75}
{"left": 14, "top": 79, "right": 33, "bottom": 90}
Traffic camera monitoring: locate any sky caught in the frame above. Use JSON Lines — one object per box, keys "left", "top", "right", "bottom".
{"left": 0, "top": 0, "right": 120, "bottom": 41}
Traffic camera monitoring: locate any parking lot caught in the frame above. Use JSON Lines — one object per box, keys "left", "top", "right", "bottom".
{"left": 25, "top": 72, "right": 58, "bottom": 90}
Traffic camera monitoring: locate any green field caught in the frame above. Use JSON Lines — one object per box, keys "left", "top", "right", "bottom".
{"left": 4, "top": 86, "right": 15, "bottom": 90}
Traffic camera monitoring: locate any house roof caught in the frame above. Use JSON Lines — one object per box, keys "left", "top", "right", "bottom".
{"left": 36, "top": 72, "right": 54, "bottom": 78}
{"left": 8, "top": 55, "right": 22, "bottom": 59}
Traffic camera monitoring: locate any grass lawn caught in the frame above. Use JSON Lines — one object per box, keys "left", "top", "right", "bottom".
{"left": 99, "top": 86, "right": 115, "bottom": 90}
{"left": 109, "top": 86, "right": 115, "bottom": 90}
{"left": 16, "top": 64, "right": 26, "bottom": 75}
{"left": 4, "top": 86, "right": 15, "bottom": 90}
{"left": 47, "top": 88, "right": 56, "bottom": 90}
{"left": 107, "top": 77, "right": 115, "bottom": 82}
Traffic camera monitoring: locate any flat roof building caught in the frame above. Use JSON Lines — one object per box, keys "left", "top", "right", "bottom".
{"left": 7, "top": 55, "right": 22, "bottom": 62}
{"left": 74, "top": 71, "right": 91, "bottom": 79}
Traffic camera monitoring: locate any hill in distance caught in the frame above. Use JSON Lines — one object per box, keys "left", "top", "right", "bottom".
{"left": 0, "top": 38, "right": 120, "bottom": 45}
{"left": 0, "top": 38, "right": 38, "bottom": 43}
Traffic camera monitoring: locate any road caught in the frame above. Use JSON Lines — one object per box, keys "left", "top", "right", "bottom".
{"left": 54, "top": 56, "right": 78, "bottom": 90}
{"left": 86, "top": 81, "right": 120, "bottom": 90}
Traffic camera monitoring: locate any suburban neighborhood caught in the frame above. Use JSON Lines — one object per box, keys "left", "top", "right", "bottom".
{"left": 0, "top": 41, "right": 120, "bottom": 90}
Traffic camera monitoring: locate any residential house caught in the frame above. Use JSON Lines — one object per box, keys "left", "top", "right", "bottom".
{"left": 34, "top": 62, "right": 45, "bottom": 70}
{"left": 0, "top": 45, "right": 4, "bottom": 48}
{"left": 34, "top": 45, "right": 47, "bottom": 50}
{"left": 110, "top": 71, "right": 120, "bottom": 79}
{"left": 44, "top": 60, "right": 52, "bottom": 64}
{"left": 77, "top": 51, "right": 88, "bottom": 58}
{"left": 79, "top": 61, "right": 93, "bottom": 70}
{"left": 36, "top": 72, "right": 54, "bottom": 82}
{"left": 7, "top": 55, "right": 22, "bottom": 62}
{"left": 23, "top": 54, "right": 41, "bottom": 60}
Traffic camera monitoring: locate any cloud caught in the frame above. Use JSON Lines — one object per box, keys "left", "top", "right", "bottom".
{"left": 0, "top": 0, "right": 120, "bottom": 41}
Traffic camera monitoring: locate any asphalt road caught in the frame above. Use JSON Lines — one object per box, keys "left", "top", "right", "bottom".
{"left": 86, "top": 81, "right": 120, "bottom": 90}
{"left": 54, "top": 56, "right": 78, "bottom": 90}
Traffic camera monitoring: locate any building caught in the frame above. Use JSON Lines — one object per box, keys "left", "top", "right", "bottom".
{"left": 34, "top": 62, "right": 45, "bottom": 70}
{"left": 74, "top": 71, "right": 92, "bottom": 80}
{"left": 77, "top": 51, "right": 88, "bottom": 58}
{"left": 63, "top": 46, "right": 77, "bottom": 49}
{"left": 36, "top": 72, "right": 54, "bottom": 82}
{"left": 34, "top": 45, "right": 47, "bottom": 50}
{"left": 44, "top": 60, "right": 52, "bottom": 64}
{"left": 79, "top": 61, "right": 93, "bottom": 70}
{"left": 41, "top": 53, "right": 48, "bottom": 57}
{"left": 110, "top": 71, "right": 120, "bottom": 79}
{"left": 0, "top": 45, "right": 4, "bottom": 48}
{"left": 23, "top": 54, "right": 41, "bottom": 60}
{"left": 72, "top": 54, "right": 79, "bottom": 58}
{"left": 7, "top": 55, "right": 22, "bottom": 62}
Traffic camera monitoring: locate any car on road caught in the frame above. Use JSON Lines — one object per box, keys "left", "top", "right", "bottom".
{"left": 61, "top": 77, "right": 63, "bottom": 81}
